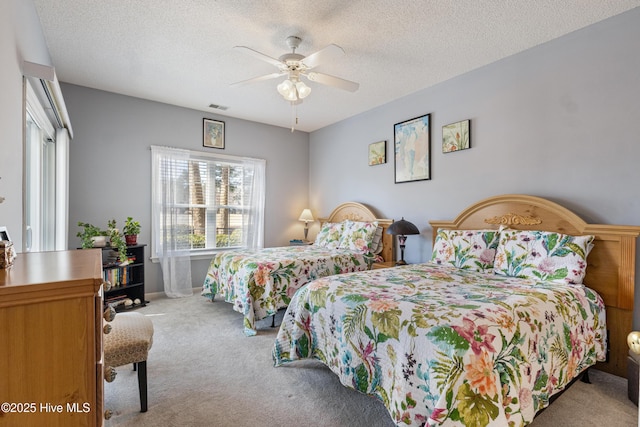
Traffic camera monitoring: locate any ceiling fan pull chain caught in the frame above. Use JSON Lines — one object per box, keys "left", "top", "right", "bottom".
{"left": 290, "top": 102, "right": 296, "bottom": 132}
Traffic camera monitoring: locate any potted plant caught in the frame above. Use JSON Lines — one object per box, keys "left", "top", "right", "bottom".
{"left": 107, "top": 219, "right": 129, "bottom": 265}
{"left": 123, "top": 216, "right": 141, "bottom": 245}
{"left": 77, "top": 222, "right": 107, "bottom": 248}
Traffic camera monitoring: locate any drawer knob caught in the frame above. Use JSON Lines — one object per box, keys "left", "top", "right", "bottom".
{"left": 103, "top": 306, "right": 116, "bottom": 322}
{"left": 103, "top": 280, "right": 112, "bottom": 292}
{"left": 103, "top": 323, "right": 112, "bottom": 334}
{"left": 104, "top": 366, "right": 117, "bottom": 383}
{"left": 104, "top": 409, "right": 113, "bottom": 420}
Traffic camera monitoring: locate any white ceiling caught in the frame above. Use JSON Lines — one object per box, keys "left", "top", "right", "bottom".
{"left": 33, "top": 1, "right": 640, "bottom": 133}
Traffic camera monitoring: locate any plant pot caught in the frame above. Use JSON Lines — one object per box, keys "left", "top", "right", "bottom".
{"left": 91, "top": 236, "right": 107, "bottom": 247}
{"left": 125, "top": 235, "right": 138, "bottom": 246}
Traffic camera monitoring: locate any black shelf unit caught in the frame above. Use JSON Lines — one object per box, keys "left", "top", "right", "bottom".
{"left": 101, "top": 244, "right": 147, "bottom": 311}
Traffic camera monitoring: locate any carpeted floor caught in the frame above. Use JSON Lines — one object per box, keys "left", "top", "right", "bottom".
{"left": 104, "top": 294, "right": 637, "bottom": 427}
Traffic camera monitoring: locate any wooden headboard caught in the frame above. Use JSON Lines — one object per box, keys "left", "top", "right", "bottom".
{"left": 318, "top": 202, "right": 395, "bottom": 264}
{"left": 429, "top": 194, "right": 640, "bottom": 378}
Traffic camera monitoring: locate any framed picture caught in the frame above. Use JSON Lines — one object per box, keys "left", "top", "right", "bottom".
{"left": 442, "top": 119, "right": 470, "bottom": 153}
{"left": 203, "top": 118, "right": 225, "bottom": 149}
{"left": 394, "top": 113, "right": 431, "bottom": 183}
{"left": 0, "top": 226, "right": 10, "bottom": 241}
{"left": 368, "top": 140, "right": 386, "bottom": 166}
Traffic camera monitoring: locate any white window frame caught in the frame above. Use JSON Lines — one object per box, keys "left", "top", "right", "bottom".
{"left": 150, "top": 146, "right": 265, "bottom": 262}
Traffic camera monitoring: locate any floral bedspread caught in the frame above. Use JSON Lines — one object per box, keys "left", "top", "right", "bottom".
{"left": 273, "top": 262, "right": 606, "bottom": 426}
{"left": 201, "top": 245, "right": 372, "bottom": 336}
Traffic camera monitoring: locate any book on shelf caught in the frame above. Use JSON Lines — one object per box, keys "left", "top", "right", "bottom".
{"left": 103, "top": 266, "right": 129, "bottom": 288}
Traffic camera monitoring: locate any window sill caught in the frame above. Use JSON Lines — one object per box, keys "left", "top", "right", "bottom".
{"left": 150, "top": 248, "right": 240, "bottom": 263}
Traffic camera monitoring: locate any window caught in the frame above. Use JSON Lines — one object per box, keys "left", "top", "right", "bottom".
{"left": 151, "top": 146, "right": 265, "bottom": 260}
{"left": 24, "top": 79, "right": 69, "bottom": 252}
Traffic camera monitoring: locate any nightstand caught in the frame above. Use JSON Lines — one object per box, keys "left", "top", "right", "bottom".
{"left": 290, "top": 240, "right": 313, "bottom": 246}
{"left": 372, "top": 261, "right": 396, "bottom": 269}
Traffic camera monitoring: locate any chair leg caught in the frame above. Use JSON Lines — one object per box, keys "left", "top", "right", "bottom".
{"left": 136, "top": 361, "right": 148, "bottom": 412}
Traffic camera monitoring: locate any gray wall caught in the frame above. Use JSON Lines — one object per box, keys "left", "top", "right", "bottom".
{"left": 62, "top": 84, "right": 309, "bottom": 293}
{"left": 309, "top": 8, "right": 640, "bottom": 324}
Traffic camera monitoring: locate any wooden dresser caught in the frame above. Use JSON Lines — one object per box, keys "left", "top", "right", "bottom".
{"left": 0, "top": 249, "right": 104, "bottom": 427}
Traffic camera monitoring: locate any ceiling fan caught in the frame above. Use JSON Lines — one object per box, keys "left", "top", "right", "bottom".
{"left": 231, "top": 36, "right": 359, "bottom": 102}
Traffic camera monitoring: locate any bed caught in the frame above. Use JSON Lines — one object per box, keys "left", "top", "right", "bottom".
{"left": 273, "top": 194, "right": 640, "bottom": 426}
{"left": 202, "top": 202, "right": 395, "bottom": 336}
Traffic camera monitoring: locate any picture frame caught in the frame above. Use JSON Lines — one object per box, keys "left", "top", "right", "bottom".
{"left": 442, "top": 119, "right": 470, "bottom": 153}
{"left": 203, "top": 118, "right": 225, "bottom": 149}
{"left": 368, "top": 140, "right": 386, "bottom": 166}
{"left": 0, "top": 226, "right": 10, "bottom": 242}
{"left": 394, "top": 113, "right": 431, "bottom": 183}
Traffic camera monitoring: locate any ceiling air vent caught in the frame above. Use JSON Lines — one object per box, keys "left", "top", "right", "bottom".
{"left": 208, "top": 103, "right": 228, "bottom": 111}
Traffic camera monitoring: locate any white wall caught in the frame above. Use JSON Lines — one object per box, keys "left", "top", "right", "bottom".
{"left": 309, "top": 7, "right": 640, "bottom": 325}
{"left": 61, "top": 84, "right": 310, "bottom": 293}
{"left": 0, "top": 0, "right": 52, "bottom": 251}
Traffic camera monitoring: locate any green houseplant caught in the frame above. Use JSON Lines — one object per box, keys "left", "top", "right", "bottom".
{"left": 76, "top": 222, "right": 107, "bottom": 249}
{"left": 123, "top": 216, "right": 141, "bottom": 245}
{"left": 107, "top": 219, "right": 129, "bottom": 265}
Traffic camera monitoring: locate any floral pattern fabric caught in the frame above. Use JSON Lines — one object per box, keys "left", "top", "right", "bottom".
{"left": 273, "top": 262, "right": 606, "bottom": 427}
{"left": 338, "top": 220, "right": 379, "bottom": 252}
{"left": 493, "top": 230, "right": 594, "bottom": 284}
{"left": 431, "top": 229, "right": 501, "bottom": 273}
{"left": 314, "top": 222, "right": 345, "bottom": 249}
{"left": 202, "top": 245, "right": 373, "bottom": 336}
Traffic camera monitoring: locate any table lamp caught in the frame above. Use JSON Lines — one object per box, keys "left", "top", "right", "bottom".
{"left": 298, "top": 209, "right": 314, "bottom": 241}
{"left": 386, "top": 217, "right": 419, "bottom": 265}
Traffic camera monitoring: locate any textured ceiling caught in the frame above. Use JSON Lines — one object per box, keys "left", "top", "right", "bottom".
{"left": 33, "top": 0, "right": 640, "bottom": 132}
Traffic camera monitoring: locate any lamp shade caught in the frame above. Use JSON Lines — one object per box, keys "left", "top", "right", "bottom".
{"left": 386, "top": 217, "right": 419, "bottom": 236}
{"left": 296, "top": 81, "right": 311, "bottom": 99}
{"left": 298, "top": 209, "right": 314, "bottom": 222}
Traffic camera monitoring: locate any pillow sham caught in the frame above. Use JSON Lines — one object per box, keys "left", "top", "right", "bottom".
{"left": 430, "top": 228, "right": 501, "bottom": 273}
{"left": 493, "top": 229, "right": 594, "bottom": 284}
{"left": 338, "top": 220, "right": 379, "bottom": 253}
{"left": 314, "top": 222, "right": 344, "bottom": 249}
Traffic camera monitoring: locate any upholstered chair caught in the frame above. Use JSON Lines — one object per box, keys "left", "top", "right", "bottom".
{"left": 104, "top": 312, "right": 154, "bottom": 412}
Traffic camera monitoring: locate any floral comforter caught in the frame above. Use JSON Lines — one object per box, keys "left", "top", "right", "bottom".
{"left": 201, "top": 245, "right": 373, "bottom": 336}
{"left": 273, "top": 262, "right": 606, "bottom": 426}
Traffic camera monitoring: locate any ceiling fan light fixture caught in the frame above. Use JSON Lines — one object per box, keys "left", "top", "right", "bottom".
{"left": 277, "top": 79, "right": 294, "bottom": 97}
{"left": 296, "top": 81, "right": 311, "bottom": 99}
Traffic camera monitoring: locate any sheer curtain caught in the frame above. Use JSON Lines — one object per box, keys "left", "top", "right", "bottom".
{"left": 151, "top": 146, "right": 266, "bottom": 297}
{"left": 151, "top": 146, "right": 193, "bottom": 298}
{"left": 242, "top": 157, "right": 266, "bottom": 250}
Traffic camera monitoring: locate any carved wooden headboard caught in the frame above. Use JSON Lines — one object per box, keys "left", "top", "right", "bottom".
{"left": 318, "top": 202, "right": 395, "bottom": 264}
{"left": 429, "top": 194, "right": 640, "bottom": 378}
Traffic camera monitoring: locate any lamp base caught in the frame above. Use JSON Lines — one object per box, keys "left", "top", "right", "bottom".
{"left": 395, "top": 259, "right": 407, "bottom": 266}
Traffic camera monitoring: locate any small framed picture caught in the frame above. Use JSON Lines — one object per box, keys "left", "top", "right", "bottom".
{"left": 442, "top": 119, "right": 470, "bottom": 153}
{"left": 368, "top": 140, "right": 386, "bottom": 166}
{"left": 203, "top": 118, "right": 225, "bottom": 149}
{"left": 0, "top": 226, "right": 10, "bottom": 241}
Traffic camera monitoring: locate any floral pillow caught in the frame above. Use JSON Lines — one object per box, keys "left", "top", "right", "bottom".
{"left": 338, "top": 220, "right": 379, "bottom": 253}
{"left": 493, "top": 229, "right": 594, "bottom": 284}
{"left": 430, "top": 228, "right": 501, "bottom": 273}
{"left": 314, "top": 222, "right": 344, "bottom": 249}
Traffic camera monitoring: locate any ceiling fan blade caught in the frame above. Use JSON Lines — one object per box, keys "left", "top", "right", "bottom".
{"left": 233, "top": 46, "right": 285, "bottom": 69}
{"left": 301, "top": 44, "right": 345, "bottom": 69}
{"left": 305, "top": 72, "right": 359, "bottom": 92}
{"left": 230, "top": 72, "right": 285, "bottom": 87}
